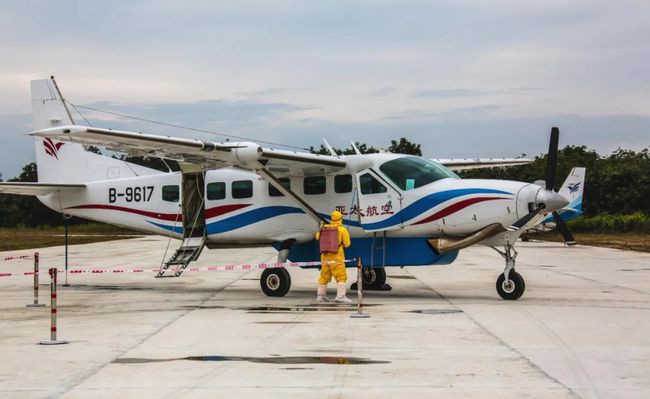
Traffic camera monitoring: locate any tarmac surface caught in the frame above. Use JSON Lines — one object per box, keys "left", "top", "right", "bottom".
{"left": 0, "top": 236, "right": 649, "bottom": 398}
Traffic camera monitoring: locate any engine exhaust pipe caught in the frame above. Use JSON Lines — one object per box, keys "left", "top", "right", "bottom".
{"left": 428, "top": 223, "right": 506, "bottom": 254}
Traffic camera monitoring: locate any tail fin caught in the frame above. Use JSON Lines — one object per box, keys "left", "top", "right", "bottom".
{"left": 558, "top": 167, "right": 585, "bottom": 214}
{"left": 31, "top": 78, "right": 159, "bottom": 183}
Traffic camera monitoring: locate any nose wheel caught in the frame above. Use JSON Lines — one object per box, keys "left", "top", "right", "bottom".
{"left": 496, "top": 270, "right": 525, "bottom": 300}
{"left": 492, "top": 244, "right": 526, "bottom": 300}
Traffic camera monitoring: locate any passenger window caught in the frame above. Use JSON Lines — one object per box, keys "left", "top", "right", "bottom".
{"left": 359, "top": 173, "right": 387, "bottom": 195}
{"left": 268, "top": 178, "right": 290, "bottom": 197}
{"left": 162, "top": 185, "right": 180, "bottom": 202}
{"left": 206, "top": 182, "right": 226, "bottom": 200}
{"left": 304, "top": 176, "right": 326, "bottom": 195}
{"left": 334, "top": 175, "right": 352, "bottom": 193}
{"left": 232, "top": 180, "right": 253, "bottom": 199}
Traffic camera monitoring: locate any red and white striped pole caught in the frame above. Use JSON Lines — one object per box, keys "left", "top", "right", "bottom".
{"left": 26, "top": 252, "right": 45, "bottom": 308}
{"left": 350, "top": 258, "right": 370, "bottom": 319}
{"left": 40, "top": 268, "right": 68, "bottom": 345}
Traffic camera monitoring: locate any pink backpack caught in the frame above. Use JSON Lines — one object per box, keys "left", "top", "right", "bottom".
{"left": 319, "top": 227, "right": 340, "bottom": 254}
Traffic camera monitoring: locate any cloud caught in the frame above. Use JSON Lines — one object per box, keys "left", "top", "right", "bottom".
{"left": 369, "top": 87, "right": 398, "bottom": 96}
{"left": 411, "top": 89, "right": 492, "bottom": 98}
{"left": 0, "top": 1, "right": 649, "bottom": 177}
{"left": 411, "top": 88, "right": 544, "bottom": 99}
{"left": 240, "top": 88, "right": 313, "bottom": 96}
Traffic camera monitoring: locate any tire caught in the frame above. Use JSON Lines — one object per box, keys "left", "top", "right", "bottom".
{"left": 260, "top": 268, "right": 291, "bottom": 297}
{"left": 496, "top": 270, "right": 525, "bottom": 300}
{"left": 362, "top": 267, "right": 386, "bottom": 290}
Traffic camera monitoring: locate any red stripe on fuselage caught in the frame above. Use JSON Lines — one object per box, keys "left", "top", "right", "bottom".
{"left": 204, "top": 204, "right": 252, "bottom": 219}
{"left": 413, "top": 197, "right": 510, "bottom": 225}
{"left": 66, "top": 203, "right": 253, "bottom": 223}
{"left": 67, "top": 204, "right": 183, "bottom": 222}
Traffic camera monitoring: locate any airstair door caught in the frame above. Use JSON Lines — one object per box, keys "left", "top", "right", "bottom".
{"left": 181, "top": 171, "right": 205, "bottom": 239}
{"left": 155, "top": 169, "right": 206, "bottom": 278}
{"left": 355, "top": 170, "right": 402, "bottom": 232}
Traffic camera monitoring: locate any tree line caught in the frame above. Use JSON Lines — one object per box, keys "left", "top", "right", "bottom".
{"left": 1, "top": 139, "right": 648, "bottom": 228}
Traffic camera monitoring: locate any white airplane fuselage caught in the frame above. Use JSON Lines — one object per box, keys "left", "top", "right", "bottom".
{"left": 37, "top": 152, "right": 544, "bottom": 267}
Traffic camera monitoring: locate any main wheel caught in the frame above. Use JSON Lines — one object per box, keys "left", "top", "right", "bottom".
{"left": 496, "top": 270, "right": 525, "bottom": 300}
{"left": 260, "top": 268, "right": 291, "bottom": 297}
{"left": 362, "top": 267, "right": 386, "bottom": 290}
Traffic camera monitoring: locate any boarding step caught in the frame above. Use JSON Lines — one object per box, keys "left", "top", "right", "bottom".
{"left": 156, "top": 236, "right": 206, "bottom": 278}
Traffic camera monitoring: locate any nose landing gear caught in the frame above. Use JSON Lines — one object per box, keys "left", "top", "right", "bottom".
{"left": 492, "top": 244, "right": 526, "bottom": 300}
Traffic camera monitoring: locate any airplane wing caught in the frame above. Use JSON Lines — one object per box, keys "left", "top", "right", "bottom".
{"left": 0, "top": 182, "right": 85, "bottom": 195}
{"left": 30, "top": 125, "right": 351, "bottom": 176}
{"left": 434, "top": 158, "right": 532, "bottom": 171}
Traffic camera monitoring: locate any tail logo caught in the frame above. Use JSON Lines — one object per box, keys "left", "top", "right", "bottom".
{"left": 567, "top": 182, "right": 581, "bottom": 194}
{"left": 43, "top": 138, "right": 65, "bottom": 160}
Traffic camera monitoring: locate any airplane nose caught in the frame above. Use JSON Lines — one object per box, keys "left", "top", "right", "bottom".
{"left": 536, "top": 189, "right": 569, "bottom": 212}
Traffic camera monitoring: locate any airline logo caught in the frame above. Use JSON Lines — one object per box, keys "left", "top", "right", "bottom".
{"left": 43, "top": 138, "right": 65, "bottom": 159}
{"left": 567, "top": 182, "right": 581, "bottom": 194}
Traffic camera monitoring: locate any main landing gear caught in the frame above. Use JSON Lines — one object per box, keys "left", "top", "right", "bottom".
{"left": 351, "top": 267, "right": 392, "bottom": 291}
{"left": 492, "top": 244, "right": 526, "bottom": 300}
{"left": 260, "top": 239, "right": 294, "bottom": 297}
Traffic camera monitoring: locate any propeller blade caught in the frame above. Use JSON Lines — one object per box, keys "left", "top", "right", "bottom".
{"left": 507, "top": 205, "right": 544, "bottom": 231}
{"left": 553, "top": 212, "right": 576, "bottom": 246}
{"left": 545, "top": 127, "right": 559, "bottom": 191}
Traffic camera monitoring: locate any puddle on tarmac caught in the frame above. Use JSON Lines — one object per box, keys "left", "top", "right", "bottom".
{"left": 240, "top": 305, "right": 379, "bottom": 313}
{"left": 65, "top": 284, "right": 153, "bottom": 291}
{"left": 386, "top": 275, "right": 416, "bottom": 279}
{"left": 410, "top": 309, "right": 463, "bottom": 315}
{"left": 114, "top": 356, "right": 388, "bottom": 365}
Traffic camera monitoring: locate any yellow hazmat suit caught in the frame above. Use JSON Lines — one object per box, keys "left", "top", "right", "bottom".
{"left": 315, "top": 210, "right": 351, "bottom": 284}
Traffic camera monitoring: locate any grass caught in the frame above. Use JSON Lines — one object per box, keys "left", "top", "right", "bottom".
{"left": 0, "top": 224, "right": 145, "bottom": 251}
{"left": 528, "top": 232, "right": 650, "bottom": 253}
{"left": 568, "top": 212, "right": 650, "bottom": 233}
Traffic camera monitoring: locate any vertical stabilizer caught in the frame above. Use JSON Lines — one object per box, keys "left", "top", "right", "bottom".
{"left": 558, "top": 167, "right": 585, "bottom": 212}
{"left": 31, "top": 78, "right": 160, "bottom": 183}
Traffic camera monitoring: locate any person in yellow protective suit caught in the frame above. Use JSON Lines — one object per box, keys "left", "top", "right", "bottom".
{"left": 315, "top": 210, "right": 352, "bottom": 303}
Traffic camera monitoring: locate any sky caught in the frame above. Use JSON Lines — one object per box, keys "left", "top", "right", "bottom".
{"left": 0, "top": 0, "right": 649, "bottom": 179}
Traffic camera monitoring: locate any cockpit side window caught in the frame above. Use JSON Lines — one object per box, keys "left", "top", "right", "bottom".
{"left": 359, "top": 173, "right": 387, "bottom": 195}
{"left": 379, "top": 157, "right": 459, "bottom": 190}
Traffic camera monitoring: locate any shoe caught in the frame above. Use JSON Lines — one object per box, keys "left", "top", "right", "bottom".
{"left": 335, "top": 282, "right": 353, "bottom": 304}
{"left": 317, "top": 295, "right": 330, "bottom": 303}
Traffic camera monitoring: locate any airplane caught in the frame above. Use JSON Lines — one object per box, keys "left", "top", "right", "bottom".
{"left": 0, "top": 78, "right": 576, "bottom": 301}
{"left": 521, "top": 167, "right": 586, "bottom": 245}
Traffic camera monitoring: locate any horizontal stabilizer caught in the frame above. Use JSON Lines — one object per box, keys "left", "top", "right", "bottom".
{"left": 0, "top": 182, "right": 85, "bottom": 196}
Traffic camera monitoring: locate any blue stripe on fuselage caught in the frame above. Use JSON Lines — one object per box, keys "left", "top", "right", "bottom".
{"left": 361, "top": 188, "right": 513, "bottom": 230}
{"left": 148, "top": 221, "right": 183, "bottom": 234}
{"left": 206, "top": 206, "right": 304, "bottom": 234}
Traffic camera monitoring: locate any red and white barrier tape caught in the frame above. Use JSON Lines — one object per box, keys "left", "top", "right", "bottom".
{"left": 1, "top": 255, "right": 33, "bottom": 263}
{"left": 0, "top": 259, "right": 355, "bottom": 279}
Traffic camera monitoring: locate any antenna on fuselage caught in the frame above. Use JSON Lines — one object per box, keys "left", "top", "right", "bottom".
{"left": 322, "top": 139, "right": 338, "bottom": 157}
{"left": 350, "top": 141, "right": 362, "bottom": 155}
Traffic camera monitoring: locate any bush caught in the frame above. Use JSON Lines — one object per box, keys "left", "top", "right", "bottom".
{"left": 568, "top": 212, "right": 650, "bottom": 233}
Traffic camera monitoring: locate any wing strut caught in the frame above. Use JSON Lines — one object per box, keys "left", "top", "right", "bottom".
{"left": 258, "top": 167, "right": 325, "bottom": 225}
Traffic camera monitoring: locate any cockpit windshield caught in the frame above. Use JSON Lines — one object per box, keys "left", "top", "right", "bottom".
{"left": 379, "top": 156, "right": 459, "bottom": 190}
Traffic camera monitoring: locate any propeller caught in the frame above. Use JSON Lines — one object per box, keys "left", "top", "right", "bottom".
{"left": 552, "top": 211, "right": 576, "bottom": 245}
{"left": 507, "top": 127, "right": 572, "bottom": 242}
